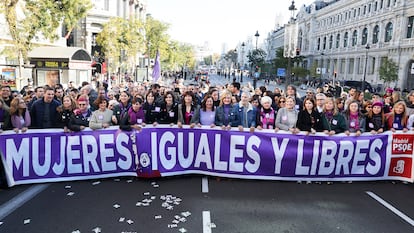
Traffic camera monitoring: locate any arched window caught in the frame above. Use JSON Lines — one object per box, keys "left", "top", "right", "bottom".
{"left": 336, "top": 34, "right": 340, "bottom": 48}
{"left": 362, "top": 28, "right": 368, "bottom": 45}
{"left": 352, "top": 30, "right": 358, "bottom": 46}
{"left": 344, "top": 32, "right": 349, "bottom": 47}
{"left": 323, "top": 37, "right": 327, "bottom": 50}
{"left": 372, "top": 25, "right": 379, "bottom": 43}
{"left": 385, "top": 22, "right": 393, "bottom": 42}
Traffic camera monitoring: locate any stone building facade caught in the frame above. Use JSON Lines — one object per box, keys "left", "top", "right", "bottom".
{"left": 295, "top": 0, "right": 414, "bottom": 90}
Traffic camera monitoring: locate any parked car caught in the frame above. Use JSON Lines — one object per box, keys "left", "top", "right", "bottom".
{"left": 343, "top": 80, "right": 374, "bottom": 93}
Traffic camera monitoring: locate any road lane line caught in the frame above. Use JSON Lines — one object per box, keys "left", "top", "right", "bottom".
{"left": 203, "top": 210, "right": 212, "bottom": 233}
{"left": 202, "top": 177, "right": 209, "bottom": 193}
{"left": 366, "top": 191, "right": 414, "bottom": 227}
{"left": 0, "top": 184, "right": 49, "bottom": 220}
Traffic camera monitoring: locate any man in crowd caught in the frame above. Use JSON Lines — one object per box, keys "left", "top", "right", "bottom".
{"left": 30, "top": 86, "right": 60, "bottom": 128}
{"left": 0, "top": 85, "right": 13, "bottom": 107}
{"left": 28, "top": 86, "right": 45, "bottom": 111}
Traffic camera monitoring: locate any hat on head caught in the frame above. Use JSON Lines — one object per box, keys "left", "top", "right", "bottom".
{"left": 77, "top": 96, "right": 88, "bottom": 103}
{"left": 372, "top": 101, "right": 383, "bottom": 108}
{"left": 386, "top": 88, "right": 394, "bottom": 93}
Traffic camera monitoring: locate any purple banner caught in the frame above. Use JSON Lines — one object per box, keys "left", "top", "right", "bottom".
{"left": 137, "top": 127, "right": 388, "bottom": 180}
{"left": 0, "top": 126, "right": 412, "bottom": 186}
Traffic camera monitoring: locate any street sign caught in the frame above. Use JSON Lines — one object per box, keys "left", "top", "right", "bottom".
{"left": 316, "top": 67, "right": 321, "bottom": 74}
{"left": 277, "top": 68, "right": 286, "bottom": 77}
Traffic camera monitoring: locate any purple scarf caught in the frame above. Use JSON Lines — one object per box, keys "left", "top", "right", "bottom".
{"left": 128, "top": 107, "right": 145, "bottom": 124}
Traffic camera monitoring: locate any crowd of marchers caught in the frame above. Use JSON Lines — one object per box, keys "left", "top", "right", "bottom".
{"left": 1, "top": 77, "right": 414, "bottom": 136}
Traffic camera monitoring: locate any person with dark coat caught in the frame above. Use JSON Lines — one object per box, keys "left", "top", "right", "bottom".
{"left": 119, "top": 97, "right": 145, "bottom": 131}
{"left": 68, "top": 95, "right": 92, "bottom": 131}
{"left": 158, "top": 91, "right": 179, "bottom": 124}
{"left": 296, "top": 97, "right": 324, "bottom": 134}
{"left": 30, "top": 87, "right": 61, "bottom": 129}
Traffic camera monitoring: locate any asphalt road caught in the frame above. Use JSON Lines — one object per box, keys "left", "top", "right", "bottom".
{"left": 0, "top": 177, "right": 413, "bottom": 233}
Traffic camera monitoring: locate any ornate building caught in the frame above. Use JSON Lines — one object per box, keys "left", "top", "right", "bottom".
{"left": 295, "top": 0, "right": 414, "bottom": 90}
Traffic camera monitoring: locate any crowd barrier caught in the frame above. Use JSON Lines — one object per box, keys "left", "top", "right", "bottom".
{"left": 0, "top": 125, "right": 413, "bottom": 187}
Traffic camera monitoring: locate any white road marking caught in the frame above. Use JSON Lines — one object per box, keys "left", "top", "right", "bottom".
{"left": 203, "top": 210, "right": 212, "bottom": 233}
{"left": 366, "top": 191, "right": 414, "bottom": 227}
{"left": 202, "top": 177, "right": 209, "bottom": 193}
{"left": 0, "top": 184, "right": 49, "bottom": 220}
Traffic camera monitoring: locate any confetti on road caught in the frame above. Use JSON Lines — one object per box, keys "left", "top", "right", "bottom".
{"left": 23, "top": 219, "right": 31, "bottom": 224}
{"left": 0, "top": 221, "right": 3, "bottom": 225}
{"left": 92, "top": 181, "right": 101, "bottom": 186}
{"left": 154, "top": 215, "right": 162, "bottom": 219}
{"left": 113, "top": 204, "right": 121, "bottom": 209}
{"left": 65, "top": 185, "right": 71, "bottom": 189}
{"left": 114, "top": 178, "right": 121, "bottom": 182}
{"left": 119, "top": 217, "right": 125, "bottom": 222}
{"left": 92, "top": 227, "right": 102, "bottom": 233}
{"left": 126, "top": 179, "right": 133, "bottom": 183}
{"left": 178, "top": 228, "right": 187, "bottom": 233}
{"left": 168, "top": 224, "right": 178, "bottom": 228}
{"left": 181, "top": 211, "right": 191, "bottom": 217}
{"left": 67, "top": 192, "right": 75, "bottom": 196}
{"left": 71, "top": 230, "right": 81, "bottom": 233}
{"left": 126, "top": 219, "right": 134, "bottom": 225}
{"left": 143, "top": 192, "right": 150, "bottom": 196}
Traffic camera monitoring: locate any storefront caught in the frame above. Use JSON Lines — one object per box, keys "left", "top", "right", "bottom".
{"left": 29, "top": 47, "right": 92, "bottom": 88}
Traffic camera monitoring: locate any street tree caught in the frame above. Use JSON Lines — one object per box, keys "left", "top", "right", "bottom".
{"left": 247, "top": 48, "right": 267, "bottom": 70}
{"left": 1, "top": 0, "right": 92, "bottom": 79}
{"left": 96, "top": 17, "right": 145, "bottom": 74}
{"left": 379, "top": 58, "right": 398, "bottom": 87}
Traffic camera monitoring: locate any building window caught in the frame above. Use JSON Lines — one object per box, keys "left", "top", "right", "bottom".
{"left": 329, "top": 35, "right": 333, "bottom": 49}
{"left": 352, "top": 30, "right": 358, "bottom": 46}
{"left": 323, "top": 37, "right": 327, "bottom": 50}
{"left": 317, "top": 38, "right": 321, "bottom": 50}
{"left": 387, "top": 0, "right": 391, "bottom": 7}
{"left": 362, "top": 28, "right": 368, "bottom": 45}
{"left": 344, "top": 32, "right": 348, "bottom": 47}
{"left": 336, "top": 34, "right": 340, "bottom": 48}
{"left": 349, "top": 58, "right": 354, "bottom": 74}
{"left": 373, "top": 25, "right": 379, "bottom": 44}
{"left": 385, "top": 22, "right": 393, "bottom": 42}
{"left": 380, "top": 0, "right": 383, "bottom": 9}
{"left": 407, "top": 16, "right": 414, "bottom": 38}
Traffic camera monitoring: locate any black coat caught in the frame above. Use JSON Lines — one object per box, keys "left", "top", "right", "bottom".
{"left": 296, "top": 109, "right": 324, "bottom": 132}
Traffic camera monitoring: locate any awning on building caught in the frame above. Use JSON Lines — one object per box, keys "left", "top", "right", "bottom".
{"left": 29, "top": 46, "right": 92, "bottom": 70}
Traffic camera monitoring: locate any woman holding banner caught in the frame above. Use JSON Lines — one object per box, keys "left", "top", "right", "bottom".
{"left": 89, "top": 96, "right": 113, "bottom": 130}
{"left": 196, "top": 94, "right": 216, "bottom": 127}
{"left": 159, "top": 91, "right": 178, "bottom": 125}
{"left": 343, "top": 100, "right": 366, "bottom": 136}
{"left": 322, "top": 97, "right": 347, "bottom": 135}
{"left": 68, "top": 95, "right": 92, "bottom": 132}
{"left": 177, "top": 91, "right": 200, "bottom": 128}
{"left": 256, "top": 96, "right": 277, "bottom": 130}
{"left": 296, "top": 97, "right": 323, "bottom": 134}
{"left": 9, "top": 97, "right": 30, "bottom": 133}
{"left": 119, "top": 97, "right": 145, "bottom": 131}
{"left": 232, "top": 91, "right": 257, "bottom": 132}
{"left": 386, "top": 101, "right": 408, "bottom": 132}
{"left": 275, "top": 96, "right": 299, "bottom": 134}
{"left": 215, "top": 90, "right": 235, "bottom": 130}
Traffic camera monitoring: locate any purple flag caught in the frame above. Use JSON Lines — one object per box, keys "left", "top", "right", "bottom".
{"left": 152, "top": 50, "right": 161, "bottom": 82}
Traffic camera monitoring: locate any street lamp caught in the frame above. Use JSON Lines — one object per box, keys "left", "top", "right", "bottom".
{"left": 241, "top": 42, "right": 245, "bottom": 82}
{"left": 146, "top": 41, "right": 151, "bottom": 82}
{"left": 362, "top": 44, "right": 370, "bottom": 92}
{"left": 254, "top": 31, "right": 260, "bottom": 50}
{"left": 254, "top": 31, "right": 260, "bottom": 89}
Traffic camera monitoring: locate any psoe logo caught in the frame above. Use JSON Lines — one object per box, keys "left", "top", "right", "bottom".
{"left": 392, "top": 134, "right": 414, "bottom": 155}
{"left": 393, "top": 160, "right": 405, "bottom": 174}
{"left": 388, "top": 157, "right": 412, "bottom": 178}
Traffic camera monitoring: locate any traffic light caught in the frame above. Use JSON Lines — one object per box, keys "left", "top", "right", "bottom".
{"left": 296, "top": 48, "right": 300, "bottom": 56}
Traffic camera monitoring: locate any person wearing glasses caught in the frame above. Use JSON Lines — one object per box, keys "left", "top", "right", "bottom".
{"left": 315, "top": 93, "right": 326, "bottom": 114}
{"left": 9, "top": 97, "right": 30, "bottom": 133}
{"left": 69, "top": 95, "right": 92, "bottom": 131}
{"left": 301, "top": 89, "right": 315, "bottom": 102}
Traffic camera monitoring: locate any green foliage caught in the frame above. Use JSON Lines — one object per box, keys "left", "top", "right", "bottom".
{"left": 378, "top": 58, "right": 398, "bottom": 86}
{"left": 3, "top": 0, "right": 92, "bottom": 61}
{"left": 247, "top": 48, "right": 267, "bottom": 68}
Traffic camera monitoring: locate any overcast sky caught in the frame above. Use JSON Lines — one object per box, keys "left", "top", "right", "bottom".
{"left": 147, "top": 0, "right": 314, "bottom": 53}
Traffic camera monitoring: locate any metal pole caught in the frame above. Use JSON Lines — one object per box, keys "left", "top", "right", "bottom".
{"left": 362, "top": 44, "right": 370, "bottom": 92}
